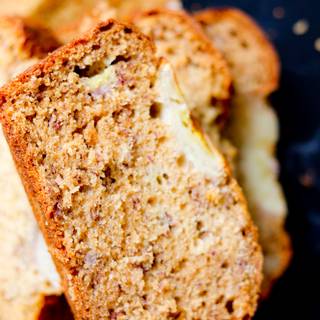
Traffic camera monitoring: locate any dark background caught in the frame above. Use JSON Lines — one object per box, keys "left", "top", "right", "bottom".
{"left": 183, "top": 0, "right": 320, "bottom": 319}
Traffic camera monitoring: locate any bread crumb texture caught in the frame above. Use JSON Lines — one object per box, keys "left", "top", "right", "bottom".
{"left": 0, "top": 21, "right": 262, "bottom": 319}
{"left": 134, "top": 9, "right": 231, "bottom": 144}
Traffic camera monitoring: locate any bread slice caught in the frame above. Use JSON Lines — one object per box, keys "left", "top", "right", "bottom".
{"left": 0, "top": 20, "right": 262, "bottom": 319}
{"left": 0, "top": 0, "right": 181, "bottom": 44}
{"left": 0, "top": 16, "right": 67, "bottom": 320}
{"left": 133, "top": 9, "right": 232, "bottom": 148}
{"left": 195, "top": 8, "right": 291, "bottom": 297}
{"left": 195, "top": 8, "right": 279, "bottom": 96}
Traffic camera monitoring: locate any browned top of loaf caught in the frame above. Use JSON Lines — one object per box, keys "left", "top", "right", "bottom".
{"left": 195, "top": 8, "right": 280, "bottom": 96}
{"left": 0, "top": 16, "right": 59, "bottom": 62}
{"left": 0, "top": 20, "right": 262, "bottom": 319}
{"left": 0, "top": 15, "right": 59, "bottom": 88}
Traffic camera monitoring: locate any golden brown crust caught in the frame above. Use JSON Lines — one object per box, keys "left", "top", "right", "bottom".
{"left": 195, "top": 8, "right": 280, "bottom": 96}
{"left": 0, "top": 19, "right": 262, "bottom": 319}
{"left": 0, "top": 16, "right": 59, "bottom": 60}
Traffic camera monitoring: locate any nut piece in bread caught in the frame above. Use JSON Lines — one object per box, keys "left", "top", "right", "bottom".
{"left": 0, "top": 20, "right": 262, "bottom": 319}
{"left": 195, "top": 8, "right": 291, "bottom": 297}
{"left": 0, "top": 16, "right": 66, "bottom": 320}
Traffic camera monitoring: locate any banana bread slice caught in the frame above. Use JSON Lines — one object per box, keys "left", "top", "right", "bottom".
{"left": 195, "top": 8, "right": 292, "bottom": 297}
{"left": 0, "top": 20, "right": 262, "bottom": 319}
{"left": 0, "top": 16, "right": 68, "bottom": 320}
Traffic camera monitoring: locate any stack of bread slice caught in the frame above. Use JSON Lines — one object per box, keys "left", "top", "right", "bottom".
{"left": 0, "top": 1, "right": 290, "bottom": 319}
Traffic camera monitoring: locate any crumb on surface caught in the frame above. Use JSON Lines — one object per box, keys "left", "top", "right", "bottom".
{"left": 292, "top": 19, "right": 309, "bottom": 35}
{"left": 272, "top": 7, "right": 286, "bottom": 19}
{"left": 299, "top": 170, "right": 316, "bottom": 188}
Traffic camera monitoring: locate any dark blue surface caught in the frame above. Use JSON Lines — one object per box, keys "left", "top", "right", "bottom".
{"left": 183, "top": 1, "right": 320, "bottom": 319}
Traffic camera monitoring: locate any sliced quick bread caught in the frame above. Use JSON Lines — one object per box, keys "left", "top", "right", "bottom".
{"left": 195, "top": 8, "right": 291, "bottom": 297}
{"left": 0, "top": 16, "right": 68, "bottom": 320}
{"left": 0, "top": 20, "right": 262, "bottom": 319}
{"left": 195, "top": 8, "right": 279, "bottom": 96}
